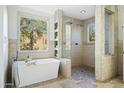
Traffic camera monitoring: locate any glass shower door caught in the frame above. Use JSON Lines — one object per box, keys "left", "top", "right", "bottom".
{"left": 62, "top": 22, "right": 72, "bottom": 59}
{"left": 104, "top": 9, "right": 114, "bottom": 55}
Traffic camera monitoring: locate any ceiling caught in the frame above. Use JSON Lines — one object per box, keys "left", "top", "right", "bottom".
{"left": 19, "top": 5, "right": 95, "bottom": 20}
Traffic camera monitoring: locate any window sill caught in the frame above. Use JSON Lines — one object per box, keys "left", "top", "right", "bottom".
{"left": 18, "top": 49, "right": 49, "bottom": 53}
{"left": 84, "top": 42, "right": 95, "bottom": 45}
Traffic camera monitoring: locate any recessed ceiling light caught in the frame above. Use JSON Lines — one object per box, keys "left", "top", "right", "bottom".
{"left": 80, "top": 10, "right": 86, "bottom": 14}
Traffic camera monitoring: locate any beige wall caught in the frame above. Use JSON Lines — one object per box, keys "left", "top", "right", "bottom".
{"left": 95, "top": 6, "right": 118, "bottom": 81}
{"left": 117, "top": 6, "right": 124, "bottom": 75}
{"left": 63, "top": 16, "right": 95, "bottom": 68}
{"left": 71, "top": 18, "right": 84, "bottom": 67}
{"left": 117, "top": 40, "right": 123, "bottom": 75}
{"left": 82, "top": 17, "right": 95, "bottom": 68}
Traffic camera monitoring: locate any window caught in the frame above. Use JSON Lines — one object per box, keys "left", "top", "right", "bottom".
{"left": 87, "top": 22, "right": 95, "bottom": 43}
{"left": 19, "top": 13, "right": 49, "bottom": 51}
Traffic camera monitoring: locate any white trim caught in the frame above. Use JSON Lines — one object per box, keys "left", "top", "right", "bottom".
{"left": 0, "top": 6, "right": 4, "bottom": 88}
{"left": 17, "top": 11, "right": 50, "bottom": 52}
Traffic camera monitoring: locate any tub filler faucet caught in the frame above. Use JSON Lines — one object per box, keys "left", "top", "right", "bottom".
{"left": 25, "top": 54, "right": 32, "bottom": 63}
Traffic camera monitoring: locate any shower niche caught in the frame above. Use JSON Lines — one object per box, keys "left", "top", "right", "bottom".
{"left": 54, "top": 22, "right": 59, "bottom": 57}
{"left": 54, "top": 10, "right": 63, "bottom": 58}
{"left": 53, "top": 10, "right": 72, "bottom": 78}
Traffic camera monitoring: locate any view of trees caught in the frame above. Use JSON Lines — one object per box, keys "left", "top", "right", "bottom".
{"left": 89, "top": 23, "right": 95, "bottom": 42}
{"left": 89, "top": 30, "right": 95, "bottom": 41}
{"left": 20, "top": 17, "right": 47, "bottom": 50}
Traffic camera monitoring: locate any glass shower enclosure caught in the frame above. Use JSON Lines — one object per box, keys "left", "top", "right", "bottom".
{"left": 62, "top": 18, "right": 72, "bottom": 59}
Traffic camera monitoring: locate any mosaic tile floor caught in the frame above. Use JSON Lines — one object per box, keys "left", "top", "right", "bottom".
{"left": 25, "top": 65, "right": 124, "bottom": 88}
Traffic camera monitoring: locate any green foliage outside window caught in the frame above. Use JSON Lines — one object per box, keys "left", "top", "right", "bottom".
{"left": 20, "top": 17, "right": 47, "bottom": 50}
{"left": 88, "top": 23, "right": 95, "bottom": 42}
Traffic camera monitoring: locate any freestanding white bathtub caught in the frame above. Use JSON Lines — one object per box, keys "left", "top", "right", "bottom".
{"left": 12, "top": 58, "right": 60, "bottom": 87}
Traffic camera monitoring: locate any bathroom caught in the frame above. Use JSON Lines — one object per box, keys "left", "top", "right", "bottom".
{"left": 6, "top": 5, "right": 95, "bottom": 87}
{"left": 0, "top": 5, "right": 124, "bottom": 88}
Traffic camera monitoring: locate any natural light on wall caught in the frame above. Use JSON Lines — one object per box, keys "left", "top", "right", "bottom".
{"left": 19, "top": 13, "right": 48, "bottom": 51}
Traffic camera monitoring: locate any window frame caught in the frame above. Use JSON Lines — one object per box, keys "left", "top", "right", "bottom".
{"left": 17, "top": 11, "right": 50, "bottom": 52}
{"left": 87, "top": 22, "right": 95, "bottom": 44}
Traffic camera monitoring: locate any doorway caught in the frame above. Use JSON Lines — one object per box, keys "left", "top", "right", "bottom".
{"left": 62, "top": 14, "right": 96, "bottom": 81}
{"left": 63, "top": 5, "right": 118, "bottom": 82}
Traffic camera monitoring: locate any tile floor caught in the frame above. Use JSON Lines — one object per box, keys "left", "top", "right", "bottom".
{"left": 24, "top": 65, "right": 124, "bottom": 88}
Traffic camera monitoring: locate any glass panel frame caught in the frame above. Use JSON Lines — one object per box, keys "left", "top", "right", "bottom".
{"left": 104, "top": 8, "right": 114, "bottom": 55}
{"left": 62, "top": 21, "right": 72, "bottom": 59}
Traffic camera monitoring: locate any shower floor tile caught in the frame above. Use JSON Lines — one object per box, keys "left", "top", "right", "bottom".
{"left": 24, "top": 65, "right": 124, "bottom": 88}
